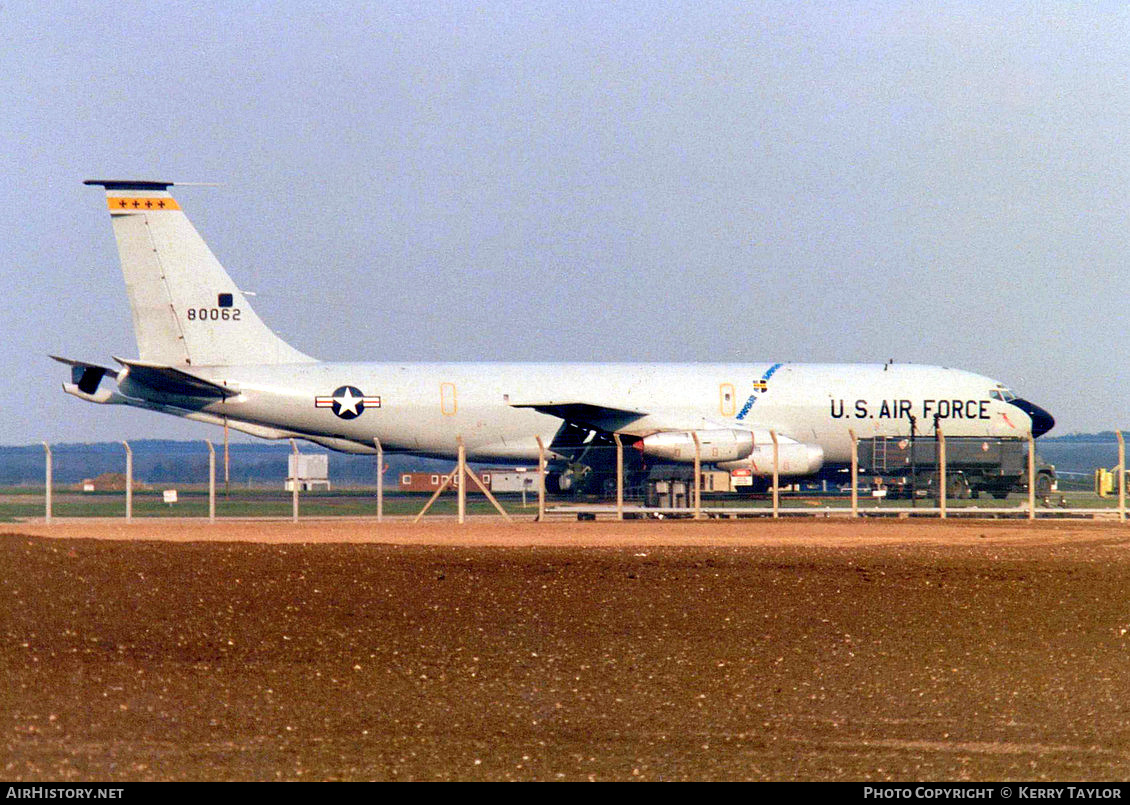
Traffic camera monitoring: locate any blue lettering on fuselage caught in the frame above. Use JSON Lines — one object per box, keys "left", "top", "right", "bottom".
{"left": 735, "top": 363, "right": 783, "bottom": 421}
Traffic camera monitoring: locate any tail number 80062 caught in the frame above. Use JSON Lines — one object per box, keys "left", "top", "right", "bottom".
{"left": 187, "top": 308, "right": 242, "bottom": 321}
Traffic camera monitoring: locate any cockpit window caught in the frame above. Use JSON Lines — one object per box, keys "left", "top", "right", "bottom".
{"left": 990, "top": 388, "right": 1017, "bottom": 402}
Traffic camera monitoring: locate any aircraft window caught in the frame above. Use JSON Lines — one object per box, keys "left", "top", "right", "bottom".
{"left": 990, "top": 389, "right": 1017, "bottom": 402}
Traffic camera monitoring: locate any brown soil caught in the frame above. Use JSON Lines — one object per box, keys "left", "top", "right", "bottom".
{"left": 4, "top": 519, "right": 1130, "bottom": 780}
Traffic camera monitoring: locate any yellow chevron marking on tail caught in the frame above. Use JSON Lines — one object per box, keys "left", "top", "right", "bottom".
{"left": 107, "top": 197, "right": 180, "bottom": 212}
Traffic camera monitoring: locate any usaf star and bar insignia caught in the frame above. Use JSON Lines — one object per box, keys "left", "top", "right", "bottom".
{"left": 315, "top": 386, "right": 381, "bottom": 420}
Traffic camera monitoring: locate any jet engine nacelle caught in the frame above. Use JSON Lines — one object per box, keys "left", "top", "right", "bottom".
{"left": 717, "top": 443, "right": 825, "bottom": 477}
{"left": 638, "top": 429, "right": 755, "bottom": 464}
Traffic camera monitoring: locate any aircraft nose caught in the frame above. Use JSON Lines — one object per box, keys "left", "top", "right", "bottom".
{"left": 1012, "top": 399, "right": 1055, "bottom": 438}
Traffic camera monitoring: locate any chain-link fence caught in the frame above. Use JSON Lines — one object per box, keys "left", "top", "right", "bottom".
{"left": 542, "top": 433, "right": 1130, "bottom": 520}
{"left": 6, "top": 433, "right": 1130, "bottom": 522}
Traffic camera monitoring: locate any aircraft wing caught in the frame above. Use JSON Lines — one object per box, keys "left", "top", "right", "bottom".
{"left": 113, "top": 357, "right": 238, "bottom": 399}
{"left": 508, "top": 401, "right": 648, "bottom": 433}
{"left": 508, "top": 400, "right": 749, "bottom": 437}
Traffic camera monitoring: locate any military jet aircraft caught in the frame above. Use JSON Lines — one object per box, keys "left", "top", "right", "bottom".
{"left": 54, "top": 181, "right": 1054, "bottom": 491}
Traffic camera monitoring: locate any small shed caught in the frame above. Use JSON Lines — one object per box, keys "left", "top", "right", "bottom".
{"left": 286, "top": 454, "right": 330, "bottom": 491}
{"left": 481, "top": 468, "right": 543, "bottom": 493}
{"left": 398, "top": 470, "right": 492, "bottom": 492}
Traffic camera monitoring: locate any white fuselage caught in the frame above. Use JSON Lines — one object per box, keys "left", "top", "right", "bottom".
{"left": 164, "top": 361, "right": 1039, "bottom": 465}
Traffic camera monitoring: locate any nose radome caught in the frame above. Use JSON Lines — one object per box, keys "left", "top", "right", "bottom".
{"left": 1012, "top": 399, "right": 1055, "bottom": 438}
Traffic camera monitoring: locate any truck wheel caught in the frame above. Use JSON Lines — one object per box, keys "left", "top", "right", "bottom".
{"left": 947, "top": 475, "right": 971, "bottom": 500}
{"left": 1035, "top": 473, "right": 1053, "bottom": 496}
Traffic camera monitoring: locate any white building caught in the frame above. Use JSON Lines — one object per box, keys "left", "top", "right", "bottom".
{"left": 286, "top": 453, "right": 331, "bottom": 491}
{"left": 483, "top": 468, "right": 544, "bottom": 493}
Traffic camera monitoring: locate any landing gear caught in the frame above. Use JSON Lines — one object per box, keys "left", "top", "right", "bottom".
{"left": 545, "top": 470, "right": 573, "bottom": 495}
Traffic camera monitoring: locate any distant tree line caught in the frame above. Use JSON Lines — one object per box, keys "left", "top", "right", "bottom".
{"left": 0, "top": 440, "right": 453, "bottom": 486}
{"left": 0, "top": 435, "right": 1123, "bottom": 486}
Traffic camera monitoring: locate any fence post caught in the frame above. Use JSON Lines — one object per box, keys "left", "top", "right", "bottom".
{"left": 457, "top": 436, "right": 466, "bottom": 524}
{"left": 42, "top": 442, "right": 52, "bottom": 524}
{"left": 412, "top": 469, "right": 456, "bottom": 523}
{"left": 1118, "top": 430, "right": 1126, "bottom": 524}
{"left": 206, "top": 440, "right": 216, "bottom": 522}
{"left": 290, "top": 439, "right": 299, "bottom": 522}
{"left": 535, "top": 436, "right": 546, "bottom": 522}
{"left": 691, "top": 432, "right": 702, "bottom": 520}
{"left": 374, "top": 437, "right": 384, "bottom": 523}
{"left": 464, "top": 465, "right": 512, "bottom": 522}
{"left": 1027, "top": 432, "right": 1036, "bottom": 521}
{"left": 938, "top": 427, "right": 947, "bottom": 520}
{"left": 223, "top": 419, "right": 230, "bottom": 495}
{"left": 770, "top": 430, "right": 780, "bottom": 519}
{"left": 122, "top": 441, "right": 133, "bottom": 522}
{"left": 613, "top": 432, "right": 624, "bottom": 521}
{"left": 848, "top": 429, "right": 857, "bottom": 518}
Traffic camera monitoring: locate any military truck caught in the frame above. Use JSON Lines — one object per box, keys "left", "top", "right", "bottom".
{"left": 856, "top": 436, "right": 1055, "bottom": 499}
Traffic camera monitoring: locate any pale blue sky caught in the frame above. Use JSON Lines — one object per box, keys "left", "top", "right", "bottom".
{"left": 2, "top": 1, "right": 1127, "bottom": 443}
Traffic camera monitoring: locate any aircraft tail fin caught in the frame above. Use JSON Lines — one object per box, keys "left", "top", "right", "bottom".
{"left": 85, "top": 180, "right": 314, "bottom": 367}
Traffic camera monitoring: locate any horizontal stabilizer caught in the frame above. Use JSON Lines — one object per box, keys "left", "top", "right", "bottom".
{"left": 50, "top": 354, "right": 115, "bottom": 372}
{"left": 114, "top": 357, "right": 237, "bottom": 398}
{"left": 50, "top": 355, "right": 116, "bottom": 395}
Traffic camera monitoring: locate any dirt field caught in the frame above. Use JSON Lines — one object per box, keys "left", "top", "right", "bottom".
{"left": 4, "top": 518, "right": 1130, "bottom": 780}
